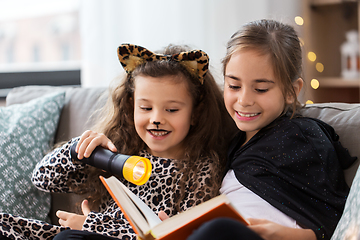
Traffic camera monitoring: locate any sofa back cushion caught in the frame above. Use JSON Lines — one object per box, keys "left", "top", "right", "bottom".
{"left": 6, "top": 85, "right": 107, "bottom": 143}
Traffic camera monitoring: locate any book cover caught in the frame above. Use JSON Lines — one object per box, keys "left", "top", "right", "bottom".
{"left": 100, "top": 176, "right": 249, "bottom": 240}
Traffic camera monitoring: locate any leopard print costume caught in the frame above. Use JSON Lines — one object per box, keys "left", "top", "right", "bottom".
{"left": 0, "top": 138, "right": 218, "bottom": 240}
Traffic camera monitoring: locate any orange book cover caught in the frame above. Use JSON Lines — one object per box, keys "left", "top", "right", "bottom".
{"left": 100, "top": 176, "right": 248, "bottom": 240}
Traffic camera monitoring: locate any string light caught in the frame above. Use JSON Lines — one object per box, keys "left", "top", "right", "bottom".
{"left": 316, "top": 63, "right": 324, "bottom": 72}
{"left": 311, "top": 79, "right": 320, "bottom": 89}
{"left": 308, "top": 52, "right": 317, "bottom": 62}
{"left": 295, "top": 16, "right": 304, "bottom": 26}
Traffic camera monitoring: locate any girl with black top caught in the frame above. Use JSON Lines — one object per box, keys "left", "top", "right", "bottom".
{"left": 186, "top": 19, "right": 356, "bottom": 240}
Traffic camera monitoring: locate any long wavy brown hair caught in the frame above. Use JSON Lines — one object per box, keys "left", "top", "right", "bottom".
{"left": 69, "top": 44, "right": 236, "bottom": 212}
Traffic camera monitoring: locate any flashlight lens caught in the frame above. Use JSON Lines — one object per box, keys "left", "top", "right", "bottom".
{"left": 133, "top": 161, "right": 145, "bottom": 180}
{"left": 123, "top": 156, "right": 152, "bottom": 185}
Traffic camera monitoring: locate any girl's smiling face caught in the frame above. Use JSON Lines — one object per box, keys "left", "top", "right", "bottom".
{"left": 224, "top": 49, "right": 291, "bottom": 143}
{"left": 133, "top": 75, "right": 193, "bottom": 159}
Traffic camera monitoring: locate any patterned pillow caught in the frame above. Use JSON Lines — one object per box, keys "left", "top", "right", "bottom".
{"left": 0, "top": 91, "right": 65, "bottom": 221}
{"left": 331, "top": 165, "right": 360, "bottom": 239}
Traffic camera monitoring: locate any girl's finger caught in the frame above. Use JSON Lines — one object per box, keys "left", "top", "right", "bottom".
{"left": 77, "top": 134, "right": 98, "bottom": 159}
{"left": 81, "top": 199, "right": 91, "bottom": 216}
{"left": 83, "top": 134, "right": 107, "bottom": 158}
{"left": 107, "top": 141, "right": 117, "bottom": 152}
{"left": 76, "top": 130, "right": 93, "bottom": 152}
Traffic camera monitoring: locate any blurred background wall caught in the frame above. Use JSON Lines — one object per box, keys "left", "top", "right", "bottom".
{"left": 0, "top": 0, "right": 303, "bottom": 88}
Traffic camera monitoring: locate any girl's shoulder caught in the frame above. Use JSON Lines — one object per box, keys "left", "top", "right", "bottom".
{"left": 267, "top": 115, "right": 341, "bottom": 148}
{"left": 285, "top": 115, "right": 338, "bottom": 139}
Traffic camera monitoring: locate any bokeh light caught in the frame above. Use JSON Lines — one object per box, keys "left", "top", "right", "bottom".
{"left": 316, "top": 63, "right": 324, "bottom": 73}
{"left": 308, "top": 52, "right": 316, "bottom": 62}
{"left": 295, "top": 16, "right": 304, "bottom": 26}
{"left": 311, "top": 79, "right": 320, "bottom": 89}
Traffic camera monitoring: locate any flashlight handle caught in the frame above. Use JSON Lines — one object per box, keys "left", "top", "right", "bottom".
{"left": 70, "top": 142, "right": 129, "bottom": 177}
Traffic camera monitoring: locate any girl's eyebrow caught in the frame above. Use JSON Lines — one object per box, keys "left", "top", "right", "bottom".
{"left": 255, "top": 79, "right": 275, "bottom": 84}
{"left": 136, "top": 98, "right": 186, "bottom": 105}
{"left": 166, "top": 100, "right": 186, "bottom": 105}
{"left": 225, "top": 75, "right": 275, "bottom": 84}
{"left": 136, "top": 98, "right": 150, "bottom": 102}
{"left": 225, "top": 74, "right": 240, "bottom": 81}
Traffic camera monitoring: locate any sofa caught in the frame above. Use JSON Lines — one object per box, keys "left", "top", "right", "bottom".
{"left": 3, "top": 85, "right": 360, "bottom": 239}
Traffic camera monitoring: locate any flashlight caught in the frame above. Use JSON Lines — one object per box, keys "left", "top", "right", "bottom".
{"left": 70, "top": 142, "right": 152, "bottom": 185}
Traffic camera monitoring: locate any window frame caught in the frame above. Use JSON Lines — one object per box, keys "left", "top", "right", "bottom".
{"left": 0, "top": 69, "right": 80, "bottom": 99}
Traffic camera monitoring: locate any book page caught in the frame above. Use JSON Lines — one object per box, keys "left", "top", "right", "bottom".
{"left": 118, "top": 179, "right": 162, "bottom": 228}
{"left": 101, "top": 176, "right": 150, "bottom": 236}
{"left": 102, "top": 176, "right": 162, "bottom": 229}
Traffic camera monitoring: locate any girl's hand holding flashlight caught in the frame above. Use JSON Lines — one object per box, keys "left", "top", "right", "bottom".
{"left": 71, "top": 130, "right": 152, "bottom": 185}
{"left": 75, "top": 130, "right": 117, "bottom": 160}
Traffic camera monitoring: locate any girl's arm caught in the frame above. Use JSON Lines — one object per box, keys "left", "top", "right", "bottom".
{"left": 247, "top": 218, "right": 316, "bottom": 240}
{"left": 81, "top": 202, "right": 135, "bottom": 239}
{"left": 32, "top": 130, "right": 117, "bottom": 193}
{"left": 31, "top": 137, "right": 88, "bottom": 193}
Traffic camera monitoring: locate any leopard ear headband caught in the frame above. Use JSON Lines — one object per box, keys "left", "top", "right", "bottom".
{"left": 117, "top": 43, "right": 209, "bottom": 84}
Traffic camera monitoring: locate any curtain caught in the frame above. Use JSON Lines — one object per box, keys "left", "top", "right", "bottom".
{"left": 79, "top": 0, "right": 302, "bottom": 87}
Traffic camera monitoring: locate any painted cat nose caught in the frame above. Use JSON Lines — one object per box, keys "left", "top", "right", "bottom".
{"left": 153, "top": 121, "right": 160, "bottom": 129}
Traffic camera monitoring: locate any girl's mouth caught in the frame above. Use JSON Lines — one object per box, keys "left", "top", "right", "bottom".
{"left": 148, "top": 129, "right": 170, "bottom": 137}
{"left": 236, "top": 111, "right": 261, "bottom": 120}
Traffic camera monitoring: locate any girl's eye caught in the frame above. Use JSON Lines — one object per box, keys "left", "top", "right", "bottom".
{"left": 140, "top": 107, "right": 152, "bottom": 111}
{"left": 256, "top": 89, "right": 268, "bottom": 93}
{"left": 167, "top": 109, "right": 179, "bottom": 113}
{"left": 228, "top": 85, "right": 241, "bottom": 90}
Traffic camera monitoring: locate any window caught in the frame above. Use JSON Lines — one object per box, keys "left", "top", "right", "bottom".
{"left": 0, "top": 0, "right": 81, "bottom": 98}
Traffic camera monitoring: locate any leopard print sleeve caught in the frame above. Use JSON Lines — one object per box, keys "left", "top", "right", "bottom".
{"left": 31, "top": 137, "right": 88, "bottom": 193}
{"left": 177, "top": 157, "right": 220, "bottom": 212}
{"left": 0, "top": 213, "right": 69, "bottom": 240}
{"left": 82, "top": 198, "right": 137, "bottom": 240}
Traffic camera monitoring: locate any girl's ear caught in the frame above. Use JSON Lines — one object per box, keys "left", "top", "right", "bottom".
{"left": 286, "top": 78, "right": 304, "bottom": 104}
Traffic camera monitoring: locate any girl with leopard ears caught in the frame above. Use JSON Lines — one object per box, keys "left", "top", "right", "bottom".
{"left": 14, "top": 44, "right": 236, "bottom": 240}
{"left": 87, "top": 43, "right": 235, "bottom": 211}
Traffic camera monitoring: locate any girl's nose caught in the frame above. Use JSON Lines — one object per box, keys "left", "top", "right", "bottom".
{"left": 150, "top": 119, "right": 164, "bottom": 129}
{"left": 237, "top": 89, "right": 254, "bottom": 107}
{"left": 152, "top": 121, "right": 161, "bottom": 129}
{"left": 150, "top": 112, "right": 164, "bottom": 127}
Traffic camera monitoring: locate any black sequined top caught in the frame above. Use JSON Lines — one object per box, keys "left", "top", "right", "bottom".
{"left": 227, "top": 114, "right": 357, "bottom": 240}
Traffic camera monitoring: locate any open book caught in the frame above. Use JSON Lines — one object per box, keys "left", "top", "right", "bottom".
{"left": 100, "top": 176, "right": 249, "bottom": 240}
